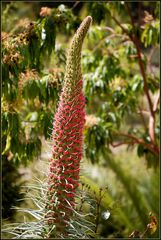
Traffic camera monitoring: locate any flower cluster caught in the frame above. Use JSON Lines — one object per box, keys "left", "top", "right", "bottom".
{"left": 40, "top": 7, "right": 52, "bottom": 17}
{"left": 84, "top": 114, "right": 100, "bottom": 129}
{"left": 2, "top": 23, "right": 36, "bottom": 66}
{"left": 109, "top": 76, "right": 127, "bottom": 91}
{"left": 45, "top": 16, "right": 92, "bottom": 235}
{"left": 48, "top": 68, "right": 63, "bottom": 87}
{"left": 2, "top": 39, "right": 23, "bottom": 66}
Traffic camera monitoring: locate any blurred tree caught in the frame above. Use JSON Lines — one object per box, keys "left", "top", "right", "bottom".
{"left": 84, "top": 1, "right": 159, "bottom": 166}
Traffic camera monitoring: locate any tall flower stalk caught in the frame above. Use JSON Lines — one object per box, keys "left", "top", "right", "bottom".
{"left": 45, "top": 16, "right": 92, "bottom": 236}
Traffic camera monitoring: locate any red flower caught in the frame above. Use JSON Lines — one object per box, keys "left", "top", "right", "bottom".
{"left": 45, "top": 16, "right": 92, "bottom": 234}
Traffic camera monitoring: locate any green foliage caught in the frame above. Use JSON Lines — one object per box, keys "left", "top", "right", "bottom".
{"left": 83, "top": 2, "right": 159, "bottom": 168}
{"left": 87, "top": 2, "right": 108, "bottom": 24}
{"left": 141, "top": 15, "right": 159, "bottom": 47}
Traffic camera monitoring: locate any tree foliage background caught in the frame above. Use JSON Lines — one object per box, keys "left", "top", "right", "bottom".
{"left": 1, "top": 1, "right": 160, "bottom": 238}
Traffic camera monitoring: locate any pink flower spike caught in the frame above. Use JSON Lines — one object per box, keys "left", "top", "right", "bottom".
{"left": 46, "top": 16, "right": 92, "bottom": 235}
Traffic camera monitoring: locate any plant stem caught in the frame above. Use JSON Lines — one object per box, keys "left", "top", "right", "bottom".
{"left": 95, "top": 189, "right": 103, "bottom": 234}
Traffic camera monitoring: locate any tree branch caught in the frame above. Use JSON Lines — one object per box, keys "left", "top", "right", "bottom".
{"left": 153, "top": 91, "right": 160, "bottom": 113}
{"left": 111, "top": 141, "right": 134, "bottom": 148}
{"left": 71, "top": 1, "right": 80, "bottom": 10}
{"left": 125, "top": 2, "right": 156, "bottom": 144}
{"left": 114, "top": 132, "right": 159, "bottom": 156}
{"left": 110, "top": 14, "right": 131, "bottom": 37}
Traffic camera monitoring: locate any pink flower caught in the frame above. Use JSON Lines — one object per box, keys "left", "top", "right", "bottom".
{"left": 45, "top": 16, "right": 92, "bottom": 235}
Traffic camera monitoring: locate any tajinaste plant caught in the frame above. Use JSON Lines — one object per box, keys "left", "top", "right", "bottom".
{"left": 45, "top": 16, "right": 92, "bottom": 236}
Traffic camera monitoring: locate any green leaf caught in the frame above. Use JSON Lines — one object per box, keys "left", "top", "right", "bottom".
{"left": 2, "top": 134, "right": 11, "bottom": 155}
{"left": 137, "top": 144, "right": 144, "bottom": 157}
{"left": 24, "top": 80, "right": 40, "bottom": 99}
